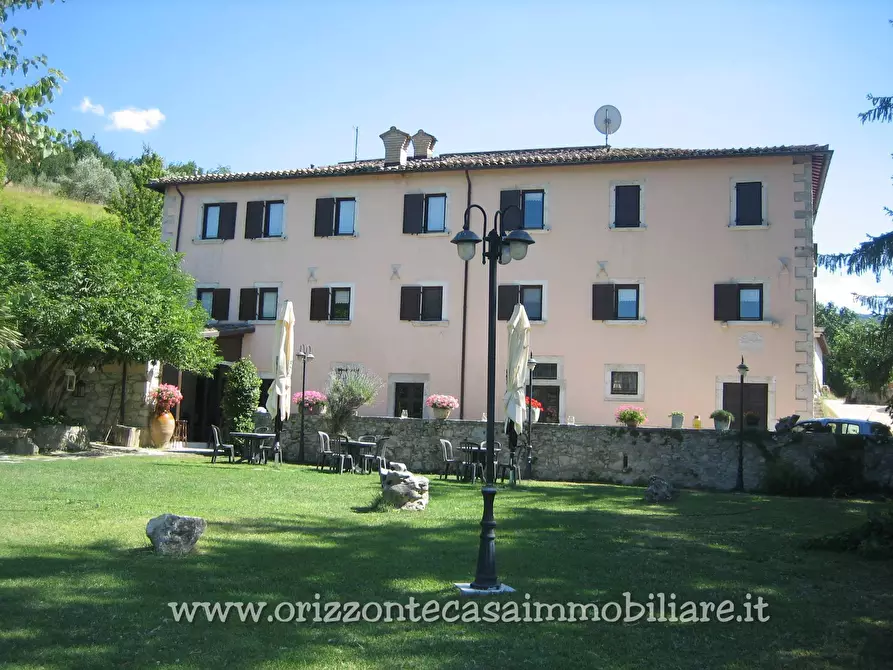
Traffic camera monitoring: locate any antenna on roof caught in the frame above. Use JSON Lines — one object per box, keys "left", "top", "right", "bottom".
{"left": 594, "top": 105, "right": 622, "bottom": 148}
{"left": 353, "top": 126, "right": 359, "bottom": 162}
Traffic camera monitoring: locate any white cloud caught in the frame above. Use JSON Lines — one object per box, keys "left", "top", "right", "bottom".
{"left": 107, "top": 107, "right": 165, "bottom": 133}
{"left": 815, "top": 272, "right": 893, "bottom": 313}
{"left": 77, "top": 97, "right": 104, "bottom": 115}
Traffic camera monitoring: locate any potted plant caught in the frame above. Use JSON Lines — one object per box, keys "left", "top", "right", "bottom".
{"left": 744, "top": 411, "right": 760, "bottom": 428}
{"left": 615, "top": 405, "right": 647, "bottom": 428}
{"left": 148, "top": 383, "right": 183, "bottom": 447}
{"left": 525, "top": 396, "right": 543, "bottom": 422}
{"left": 710, "top": 409, "right": 734, "bottom": 431}
{"left": 292, "top": 390, "right": 328, "bottom": 416}
{"left": 669, "top": 411, "right": 685, "bottom": 429}
{"left": 426, "top": 394, "right": 459, "bottom": 420}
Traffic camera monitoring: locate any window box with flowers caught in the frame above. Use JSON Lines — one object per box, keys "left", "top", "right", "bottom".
{"left": 292, "top": 390, "right": 328, "bottom": 416}
{"left": 148, "top": 384, "right": 183, "bottom": 448}
{"left": 615, "top": 405, "right": 647, "bottom": 428}
{"left": 525, "top": 396, "right": 543, "bottom": 422}
{"left": 426, "top": 394, "right": 459, "bottom": 420}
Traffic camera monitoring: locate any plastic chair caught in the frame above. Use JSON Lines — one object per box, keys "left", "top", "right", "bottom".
{"left": 362, "top": 437, "right": 390, "bottom": 474}
{"left": 315, "top": 432, "right": 333, "bottom": 471}
{"left": 328, "top": 436, "right": 355, "bottom": 474}
{"left": 209, "top": 425, "right": 234, "bottom": 464}
{"left": 439, "top": 439, "right": 462, "bottom": 480}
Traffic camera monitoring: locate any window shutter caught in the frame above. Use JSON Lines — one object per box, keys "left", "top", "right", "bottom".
{"left": 402, "top": 194, "right": 424, "bottom": 234}
{"left": 238, "top": 288, "right": 258, "bottom": 321}
{"left": 309, "top": 288, "right": 330, "bottom": 321}
{"left": 218, "top": 203, "right": 237, "bottom": 239}
{"left": 714, "top": 283, "right": 739, "bottom": 321}
{"left": 735, "top": 182, "right": 762, "bottom": 225}
{"left": 500, "top": 190, "right": 522, "bottom": 231}
{"left": 614, "top": 185, "right": 640, "bottom": 227}
{"left": 592, "top": 284, "right": 615, "bottom": 320}
{"left": 421, "top": 286, "right": 443, "bottom": 321}
{"left": 497, "top": 285, "right": 521, "bottom": 320}
{"left": 245, "top": 201, "right": 265, "bottom": 239}
{"left": 400, "top": 286, "right": 422, "bottom": 321}
{"left": 211, "top": 288, "right": 230, "bottom": 320}
{"left": 314, "top": 198, "right": 335, "bottom": 237}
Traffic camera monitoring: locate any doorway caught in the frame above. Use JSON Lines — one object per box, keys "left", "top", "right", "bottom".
{"left": 722, "top": 382, "right": 769, "bottom": 430}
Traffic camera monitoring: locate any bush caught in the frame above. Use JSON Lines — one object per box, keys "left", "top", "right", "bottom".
{"left": 222, "top": 358, "right": 261, "bottom": 436}
{"left": 58, "top": 156, "right": 120, "bottom": 203}
{"left": 804, "top": 509, "right": 893, "bottom": 559}
{"left": 325, "top": 367, "right": 383, "bottom": 437}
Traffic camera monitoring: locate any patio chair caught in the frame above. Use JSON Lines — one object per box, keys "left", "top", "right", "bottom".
{"left": 209, "top": 425, "right": 235, "bottom": 464}
{"left": 496, "top": 446, "right": 522, "bottom": 484}
{"left": 439, "top": 439, "right": 462, "bottom": 481}
{"left": 459, "top": 440, "right": 485, "bottom": 483}
{"left": 478, "top": 440, "right": 502, "bottom": 483}
{"left": 362, "top": 437, "right": 390, "bottom": 474}
{"left": 173, "top": 420, "right": 188, "bottom": 449}
{"left": 328, "top": 436, "right": 356, "bottom": 475}
{"left": 316, "top": 432, "right": 334, "bottom": 471}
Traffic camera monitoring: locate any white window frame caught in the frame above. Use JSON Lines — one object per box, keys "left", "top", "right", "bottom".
{"left": 527, "top": 355, "right": 565, "bottom": 423}
{"left": 505, "top": 184, "right": 551, "bottom": 233}
{"left": 720, "top": 277, "right": 775, "bottom": 327}
{"left": 411, "top": 189, "right": 453, "bottom": 236}
{"left": 602, "top": 278, "right": 646, "bottom": 325}
{"left": 504, "top": 280, "right": 548, "bottom": 323}
{"left": 387, "top": 373, "right": 431, "bottom": 418}
{"left": 408, "top": 281, "right": 449, "bottom": 325}
{"left": 609, "top": 180, "right": 646, "bottom": 230}
{"left": 253, "top": 281, "right": 282, "bottom": 324}
{"left": 729, "top": 176, "right": 769, "bottom": 228}
{"left": 604, "top": 364, "right": 645, "bottom": 402}
{"left": 195, "top": 199, "right": 236, "bottom": 243}
{"left": 328, "top": 193, "right": 358, "bottom": 237}
{"left": 714, "top": 375, "right": 777, "bottom": 428}
{"left": 325, "top": 282, "right": 356, "bottom": 324}
{"left": 251, "top": 196, "right": 289, "bottom": 241}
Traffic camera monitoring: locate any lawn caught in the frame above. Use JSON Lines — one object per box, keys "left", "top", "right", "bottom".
{"left": 0, "top": 456, "right": 891, "bottom": 669}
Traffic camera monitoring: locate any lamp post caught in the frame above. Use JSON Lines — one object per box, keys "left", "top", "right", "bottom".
{"left": 525, "top": 354, "right": 537, "bottom": 480}
{"left": 296, "top": 345, "right": 314, "bottom": 463}
{"left": 451, "top": 203, "right": 535, "bottom": 593}
{"left": 736, "top": 356, "right": 749, "bottom": 491}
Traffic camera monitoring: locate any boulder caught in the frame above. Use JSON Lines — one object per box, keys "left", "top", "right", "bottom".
{"left": 381, "top": 468, "right": 429, "bottom": 511}
{"left": 146, "top": 514, "right": 207, "bottom": 555}
{"left": 32, "top": 425, "right": 90, "bottom": 453}
{"left": 644, "top": 475, "right": 677, "bottom": 503}
{"left": 0, "top": 428, "right": 38, "bottom": 455}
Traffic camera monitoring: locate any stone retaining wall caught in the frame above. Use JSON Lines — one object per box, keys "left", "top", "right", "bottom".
{"left": 280, "top": 415, "right": 893, "bottom": 492}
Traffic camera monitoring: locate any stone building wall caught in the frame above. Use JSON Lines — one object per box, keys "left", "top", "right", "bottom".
{"left": 281, "top": 415, "right": 893, "bottom": 492}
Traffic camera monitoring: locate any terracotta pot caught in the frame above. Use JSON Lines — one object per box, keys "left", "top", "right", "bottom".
{"left": 150, "top": 410, "right": 175, "bottom": 447}
{"left": 432, "top": 407, "right": 452, "bottom": 420}
{"left": 626, "top": 420, "right": 640, "bottom": 428}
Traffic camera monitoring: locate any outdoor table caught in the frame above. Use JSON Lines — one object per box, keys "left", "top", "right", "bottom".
{"left": 336, "top": 438, "right": 377, "bottom": 473}
{"left": 458, "top": 443, "right": 501, "bottom": 483}
{"left": 229, "top": 432, "right": 276, "bottom": 464}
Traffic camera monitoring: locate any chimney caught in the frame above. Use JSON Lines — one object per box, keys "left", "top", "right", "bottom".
{"left": 411, "top": 129, "right": 437, "bottom": 159}
{"left": 379, "top": 126, "right": 411, "bottom": 166}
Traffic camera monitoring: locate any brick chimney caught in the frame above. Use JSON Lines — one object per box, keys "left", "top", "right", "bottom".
{"left": 379, "top": 126, "right": 411, "bottom": 166}
{"left": 411, "top": 129, "right": 437, "bottom": 159}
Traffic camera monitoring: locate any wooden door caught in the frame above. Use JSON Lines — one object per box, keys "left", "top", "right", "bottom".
{"left": 722, "top": 382, "right": 769, "bottom": 430}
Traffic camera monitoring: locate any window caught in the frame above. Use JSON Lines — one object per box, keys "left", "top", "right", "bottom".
{"left": 532, "top": 363, "right": 558, "bottom": 380}
{"left": 714, "top": 283, "right": 764, "bottom": 322}
{"left": 734, "top": 181, "right": 764, "bottom": 226}
{"left": 245, "top": 200, "right": 285, "bottom": 239}
{"left": 499, "top": 189, "right": 545, "bottom": 230}
{"left": 196, "top": 288, "right": 230, "bottom": 320}
{"left": 314, "top": 197, "right": 356, "bottom": 237}
{"left": 497, "top": 284, "right": 544, "bottom": 321}
{"left": 394, "top": 382, "right": 425, "bottom": 418}
{"left": 612, "top": 184, "right": 642, "bottom": 228}
{"left": 238, "top": 287, "right": 277, "bottom": 321}
{"left": 403, "top": 193, "right": 447, "bottom": 234}
{"left": 529, "top": 356, "right": 562, "bottom": 423}
{"left": 425, "top": 195, "right": 446, "bottom": 232}
{"left": 605, "top": 364, "right": 644, "bottom": 401}
{"left": 610, "top": 371, "right": 638, "bottom": 395}
{"left": 310, "top": 286, "right": 353, "bottom": 322}
{"left": 201, "top": 203, "right": 237, "bottom": 239}
{"left": 400, "top": 286, "right": 445, "bottom": 322}
{"left": 592, "top": 284, "right": 641, "bottom": 321}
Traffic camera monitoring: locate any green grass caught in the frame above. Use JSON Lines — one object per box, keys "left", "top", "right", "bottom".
{"left": 0, "top": 456, "right": 891, "bottom": 669}
{"left": 0, "top": 186, "right": 109, "bottom": 219}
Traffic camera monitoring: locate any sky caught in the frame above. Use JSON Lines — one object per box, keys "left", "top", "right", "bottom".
{"left": 9, "top": 0, "right": 893, "bottom": 312}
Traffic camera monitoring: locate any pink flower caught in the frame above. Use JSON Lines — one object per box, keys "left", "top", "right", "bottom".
{"left": 150, "top": 384, "right": 183, "bottom": 412}
{"left": 425, "top": 394, "right": 459, "bottom": 410}
{"left": 292, "top": 390, "right": 328, "bottom": 408}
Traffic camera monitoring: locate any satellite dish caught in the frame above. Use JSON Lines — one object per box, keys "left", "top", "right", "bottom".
{"left": 594, "top": 105, "right": 622, "bottom": 147}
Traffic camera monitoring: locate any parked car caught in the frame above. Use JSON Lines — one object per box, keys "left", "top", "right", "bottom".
{"left": 793, "top": 418, "right": 891, "bottom": 438}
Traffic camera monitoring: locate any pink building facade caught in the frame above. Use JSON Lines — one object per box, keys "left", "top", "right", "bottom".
{"left": 152, "top": 132, "right": 831, "bottom": 432}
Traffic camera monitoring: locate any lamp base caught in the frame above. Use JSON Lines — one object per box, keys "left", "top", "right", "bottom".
{"left": 454, "top": 582, "right": 516, "bottom": 597}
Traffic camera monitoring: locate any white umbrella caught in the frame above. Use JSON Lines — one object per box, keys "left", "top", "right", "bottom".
{"left": 503, "top": 303, "right": 531, "bottom": 437}
{"left": 265, "top": 300, "right": 295, "bottom": 424}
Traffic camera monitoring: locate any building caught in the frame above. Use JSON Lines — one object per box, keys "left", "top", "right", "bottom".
{"left": 149, "top": 128, "right": 832, "bottom": 434}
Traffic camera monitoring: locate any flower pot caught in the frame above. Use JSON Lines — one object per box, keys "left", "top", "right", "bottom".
{"left": 670, "top": 415, "right": 684, "bottom": 429}
{"left": 304, "top": 404, "right": 326, "bottom": 416}
{"left": 626, "top": 420, "right": 640, "bottom": 428}
{"left": 150, "top": 410, "right": 175, "bottom": 448}
{"left": 713, "top": 418, "right": 730, "bottom": 431}
{"left": 530, "top": 407, "right": 541, "bottom": 423}
{"left": 432, "top": 407, "right": 452, "bottom": 420}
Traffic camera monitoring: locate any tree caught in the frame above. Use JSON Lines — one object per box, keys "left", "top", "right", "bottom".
{"left": 57, "top": 155, "right": 119, "bottom": 203}
{"left": 221, "top": 357, "right": 261, "bottom": 437}
{"left": 0, "top": 199, "right": 220, "bottom": 417}
{"left": 324, "top": 368, "right": 383, "bottom": 437}
{"left": 105, "top": 147, "right": 163, "bottom": 240}
{"left": 0, "top": 1, "right": 76, "bottom": 173}
{"left": 816, "top": 302, "right": 892, "bottom": 398}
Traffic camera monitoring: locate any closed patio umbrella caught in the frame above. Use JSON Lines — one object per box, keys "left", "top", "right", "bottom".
{"left": 503, "top": 303, "right": 531, "bottom": 484}
{"left": 266, "top": 300, "right": 295, "bottom": 462}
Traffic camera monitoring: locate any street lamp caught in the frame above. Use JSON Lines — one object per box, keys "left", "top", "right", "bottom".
{"left": 451, "top": 203, "right": 535, "bottom": 594}
{"left": 525, "top": 354, "right": 537, "bottom": 480}
{"left": 735, "top": 356, "right": 749, "bottom": 491}
{"left": 296, "top": 345, "right": 314, "bottom": 463}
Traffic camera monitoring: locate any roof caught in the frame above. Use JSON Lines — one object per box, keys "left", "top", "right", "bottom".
{"left": 202, "top": 322, "right": 256, "bottom": 338}
{"left": 814, "top": 327, "right": 830, "bottom": 356}
{"left": 149, "top": 143, "right": 832, "bottom": 211}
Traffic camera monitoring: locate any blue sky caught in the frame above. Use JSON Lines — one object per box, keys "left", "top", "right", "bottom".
{"left": 10, "top": 0, "right": 893, "bottom": 311}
